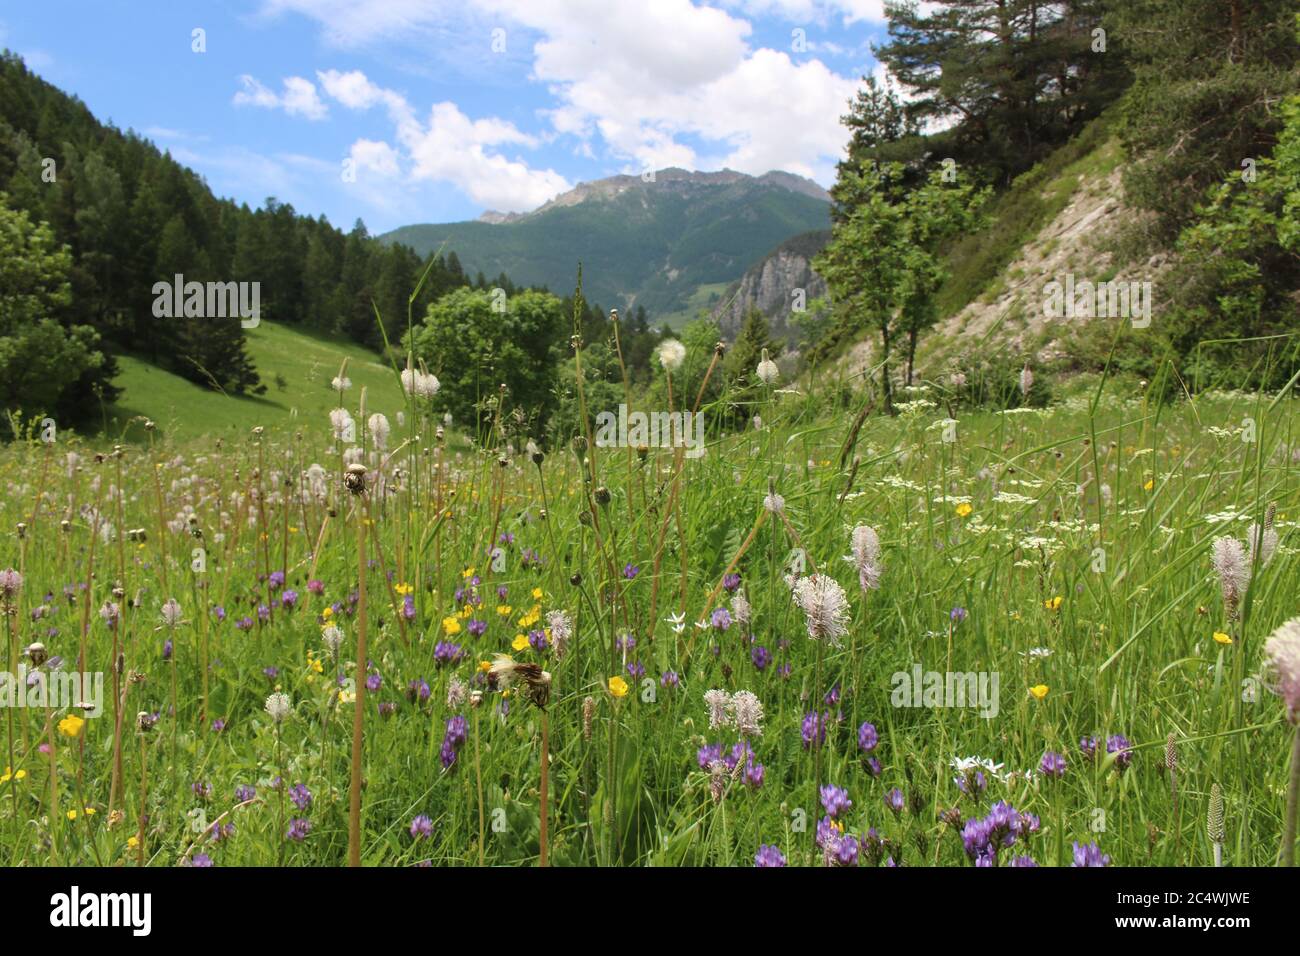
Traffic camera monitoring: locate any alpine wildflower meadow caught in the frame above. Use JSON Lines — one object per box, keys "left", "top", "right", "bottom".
{"left": 0, "top": 344, "right": 1297, "bottom": 870}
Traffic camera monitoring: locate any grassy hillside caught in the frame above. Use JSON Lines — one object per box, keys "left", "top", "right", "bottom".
{"left": 102, "top": 324, "right": 399, "bottom": 443}
{"left": 380, "top": 177, "right": 829, "bottom": 320}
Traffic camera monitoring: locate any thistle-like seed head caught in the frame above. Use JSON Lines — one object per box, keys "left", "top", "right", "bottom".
{"left": 344, "top": 463, "right": 368, "bottom": 495}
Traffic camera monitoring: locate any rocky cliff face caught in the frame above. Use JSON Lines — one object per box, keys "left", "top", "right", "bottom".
{"left": 715, "top": 230, "right": 830, "bottom": 340}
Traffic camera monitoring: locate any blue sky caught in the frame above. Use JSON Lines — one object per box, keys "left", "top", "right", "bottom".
{"left": 1, "top": 1, "right": 890, "bottom": 233}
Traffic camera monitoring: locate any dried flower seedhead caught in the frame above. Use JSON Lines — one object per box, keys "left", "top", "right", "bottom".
{"left": 594, "top": 486, "right": 611, "bottom": 507}
{"left": 344, "top": 463, "right": 368, "bottom": 496}
{"left": 469, "top": 690, "right": 484, "bottom": 709}
{"left": 487, "top": 655, "right": 551, "bottom": 709}
{"left": 1164, "top": 733, "right": 1177, "bottom": 770}
{"left": 16, "top": 522, "right": 26, "bottom": 540}
{"left": 582, "top": 695, "right": 596, "bottom": 740}
{"left": 714, "top": 341, "right": 726, "bottom": 357}
{"left": 1207, "top": 783, "right": 1225, "bottom": 843}
{"left": 136, "top": 711, "right": 157, "bottom": 732}
{"left": 26, "top": 642, "right": 48, "bottom": 667}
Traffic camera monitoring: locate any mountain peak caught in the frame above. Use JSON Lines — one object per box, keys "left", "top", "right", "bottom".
{"left": 508, "top": 167, "right": 828, "bottom": 221}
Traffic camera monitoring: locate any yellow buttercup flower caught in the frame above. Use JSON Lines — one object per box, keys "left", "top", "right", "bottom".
{"left": 496, "top": 604, "right": 513, "bottom": 617}
{"left": 955, "top": 502, "right": 973, "bottom": 518}
{"left": 531, "top": 587, "right": 544, "bottom": 601}
{"left": 1044, "top": 596, "right": 1062, "bottom": 611}
{"left": 0, "top": 767, "right": 27, "bottom": 783}
{"left": 394, "top": 582, "right": 413, "bottom": 597}
{"left": 1029, "top": 684, "right": 1049, "bottom": 701}
{"left": 127, "top": 836, "right": 139, "bottom": 849}
{"left": 58, "top": 714, "right": 85, "bottom": 738}
{"left": 462, "top": 567, "right": 476, "bottom": 579}
{"left": 1143, "top": 478, "right": 1155, "bottom": 492}
{"left": 608, "top": 676, "right": 629, "bottom": 698}
{"left": 478, "top": 660, "right": 491, "bottom": 673}
{"left": 442, "top": 616, "right": 462, "bottom": 637}
{"left": 511, "top": 634, "right": 530, "bottom": 652}
{"left": 1213, "top": 631, "right": 1234, "bottom": 645}
{"left": 321, "top": 606, "right": 335, "bottom": 620}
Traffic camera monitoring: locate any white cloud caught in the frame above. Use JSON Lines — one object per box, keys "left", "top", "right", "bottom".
{"left": 233, "top": 74, "right": 329, "bottom": 120}
{"left": 348, "top": 139, "right": 401, "bottom": 177}
{"left": 468, "top": 0, "right": 857, "bottom": 181}
{"left": 314, "top": 70, "right": 571, "bottom": 212}
{"left": 258, "top": 0, "right": 876, "bottom": 195}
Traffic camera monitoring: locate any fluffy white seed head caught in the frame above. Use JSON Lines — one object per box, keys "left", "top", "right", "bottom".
{"left": 656, "top": 338, "right": 686, "bottom": 373}
{"left": 851, "top": 525, "right": 883, "bottom": 591}
{"left": 1211, "top": 536, "right": 1251, "bottom": 619}
{"left": 792, "top": 573, "right": 850, "bottom": 646}
{"left": 1262, "top": 616, "right": 1300, "bottom": 723}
